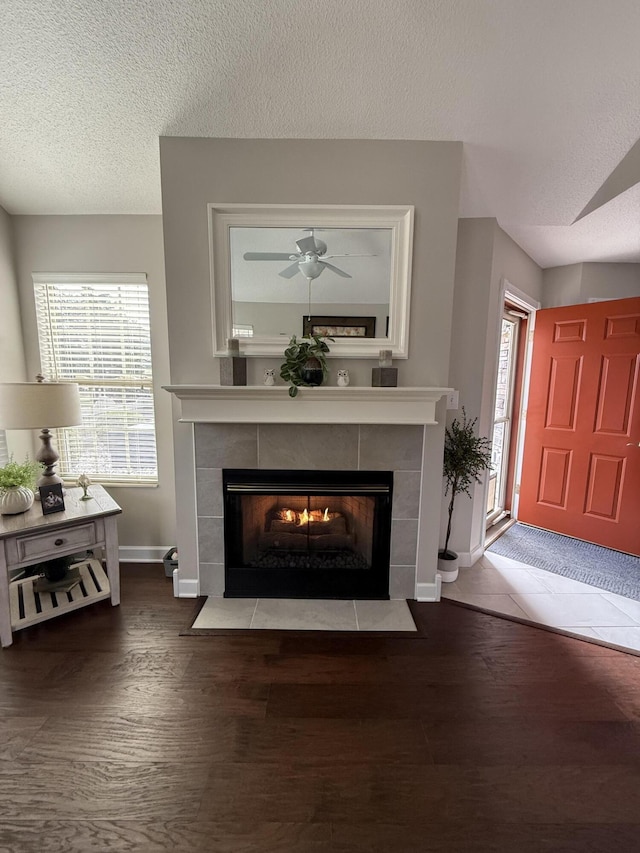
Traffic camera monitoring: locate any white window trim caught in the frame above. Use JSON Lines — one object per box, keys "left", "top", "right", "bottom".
{"left": 33, "top": 273, "right": 148, "bottom": 286}
{"left": 32, "top": 272, "right": 158, "bottom": 486}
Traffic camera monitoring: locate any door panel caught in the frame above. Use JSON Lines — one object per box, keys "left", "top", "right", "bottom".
{"left": 519, "top": 297, "right": 640, "bottom": 555}
{"left": 545, "top": 356, "right": 581, "bottom": 429}
{"left": 537, "top": 447, "right": 572, "bottom": 508}
{"left": 584, "top": 454, "right": 624, "bottom": 519}
{"left": 595, "top": 355, "right": 636, "bottom": 434}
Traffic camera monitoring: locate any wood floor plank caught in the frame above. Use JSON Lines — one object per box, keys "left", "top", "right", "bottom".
{"left": 0, "top": 820, "right": 333, "bottom": 853}
{"left": 330, "top": 822, "right": 640, "bottom": 852}
{"left": 266, "top": 680, "right": 630, "bottom": 722}
{"left": 423, "top": 718, "right": 640, "bottom": 766}
{"left": 0, "top": 760, "right": 210, "bottom": 821}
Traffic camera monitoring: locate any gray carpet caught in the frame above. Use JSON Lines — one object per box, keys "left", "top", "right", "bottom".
{"left": 488, "top": 523, "right": 640, "bottom": 602}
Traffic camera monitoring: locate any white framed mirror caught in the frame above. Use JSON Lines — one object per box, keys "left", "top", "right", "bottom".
{"left": 208, "top": 204, "right": 414, "bottom": 358}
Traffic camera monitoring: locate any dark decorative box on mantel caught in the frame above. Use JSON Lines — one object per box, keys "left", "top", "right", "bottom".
{"left": 219, "top": 357, "right": 247, "bottom": 386}
{"left": 219, "top": 337, "right": 247, "bottom": 386}
{"left": 372, "top": 348, "right": 397, "bottom": 387}
{"left": 371, "top": 367, "right": 398, "bottom": 387}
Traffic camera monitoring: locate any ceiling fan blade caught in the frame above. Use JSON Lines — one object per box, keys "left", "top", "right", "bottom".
{"left": 322, "top": 253, "right": 377, "bottom": 260}
{"left": 243, "top": 252, "right": 294, "bottom": 261}
{"left": 295, "top": 235, "right": 319, "bottom": 254}
{"left": 279, "top": 262, "right": 301, "bottom": 279}
{"left": 321, "top": 261, "right": 352, "bottom": 278}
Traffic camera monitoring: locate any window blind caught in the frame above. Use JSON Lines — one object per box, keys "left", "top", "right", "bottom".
{"left": 0, "top": 430, "right": 8, "bottom": 467}
{"left": 33, "top": 274, "right": 158, "bottom": 484}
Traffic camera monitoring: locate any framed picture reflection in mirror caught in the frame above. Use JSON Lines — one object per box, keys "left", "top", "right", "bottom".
{"left": 303, "top": 315, "right": 376, "bottom": 338}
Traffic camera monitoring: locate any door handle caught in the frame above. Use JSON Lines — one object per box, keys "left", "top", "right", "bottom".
{"left": 626, "top": 442, "right": 640, "bottom": 447}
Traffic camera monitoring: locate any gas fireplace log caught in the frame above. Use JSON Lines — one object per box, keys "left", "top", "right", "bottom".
{"left": 269, "top": 517, "right": 347, "bottom": 535}
{"left": 258, "top": 532, "right": 354, "bottom": 551}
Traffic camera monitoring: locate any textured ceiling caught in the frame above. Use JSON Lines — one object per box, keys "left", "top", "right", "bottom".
{"left": 2, "top": 0, "right": 640, "bottom": 268}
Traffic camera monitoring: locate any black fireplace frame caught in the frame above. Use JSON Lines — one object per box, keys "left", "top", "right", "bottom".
{"left": 222, "top": 469, "right": 393, "bottom": 599}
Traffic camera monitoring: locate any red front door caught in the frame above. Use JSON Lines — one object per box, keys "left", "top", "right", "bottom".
{"left": 518, "top": 297, "right": 640, "bottom": 556}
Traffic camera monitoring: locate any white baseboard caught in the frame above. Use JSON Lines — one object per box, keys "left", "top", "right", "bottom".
{"left": 174, "top": 574, "right": 199, "bottom": 598}
{"left": 118, "top": 546, "right": 171, "bottom": 563}
{"left": 416, "top": 578, "right": 441, "bottom": 602}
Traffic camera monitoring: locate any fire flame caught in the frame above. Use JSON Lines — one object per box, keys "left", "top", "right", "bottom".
{"left": 278, "top": 507, "right": 332, "bottom": 525}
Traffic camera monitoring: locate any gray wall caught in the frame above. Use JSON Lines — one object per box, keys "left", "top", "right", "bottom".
{"left": 448, "top": 218, "right": 543, "bottom": 560}
{"left": 160, "top": 138, "right": 463, "bottom": 590}
{"left": 160, "top": 138, "right": 462, "bottom": 388}
{"left": 543, "top": 262, "right": 640, "bottom": 306}
{"left": 11, "top": 215, "right": 176, "bottom": 549}
{"left": 0, "top": 205, "right": 31, "bottom": 460}
{"left": 581, "top": 263, "right": 640, "bottom": 301}
{"left": 0, "top": 206, "right": 27, "bottom": 382}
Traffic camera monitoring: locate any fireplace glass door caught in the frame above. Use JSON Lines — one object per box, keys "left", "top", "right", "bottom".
{"left": 223, "top": 469, "right": 393, "bottom": 599}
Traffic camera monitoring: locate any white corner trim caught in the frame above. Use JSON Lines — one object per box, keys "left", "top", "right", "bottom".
{"left": 416, "top": 578, "right": 441, "bottom": 602}
{"left": 174, "top": 575, "right": 199, "bottom": 598}
{"left": 502, "top": 278, "right": 540, "bottom": 311}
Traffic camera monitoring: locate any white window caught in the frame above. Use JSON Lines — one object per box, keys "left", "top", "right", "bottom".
{"left": 33, "top": 273, "right": 158, "bottom": 485}
{"left": 232, "top": 323, "right": 254, "bottom": 338}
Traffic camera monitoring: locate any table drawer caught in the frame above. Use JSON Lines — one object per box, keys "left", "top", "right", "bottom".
{"left": 15, "top": 522, "right": 99, "bottom": 564}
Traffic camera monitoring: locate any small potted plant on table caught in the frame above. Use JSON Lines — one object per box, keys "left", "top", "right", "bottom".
{"left": 440, "top": 408, "right": 492, "bottom": 582}
{"left": 0, "top": 456, "right": 41, "bottom": 515}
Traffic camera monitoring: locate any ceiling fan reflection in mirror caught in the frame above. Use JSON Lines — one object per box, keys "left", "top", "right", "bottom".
{"left": 242, "top": 228, "right": 376, "bottom": 282}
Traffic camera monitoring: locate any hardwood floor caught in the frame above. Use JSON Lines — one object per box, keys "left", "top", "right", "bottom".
{"left": 1, "top": 564, "right": 640, "bottom": 852}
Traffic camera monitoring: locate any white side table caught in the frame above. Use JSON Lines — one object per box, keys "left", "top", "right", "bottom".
{"left": 0, "top": 484, "right": 121, "bottom": 647}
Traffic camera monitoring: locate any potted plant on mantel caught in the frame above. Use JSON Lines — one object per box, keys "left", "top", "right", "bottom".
{"left": 0, "top": 456, "right": 41, "bottom": 516}
{"left": 439, "top": 408, "right": 492, "bottom": 582}
{"left": 280, "top": 334, "right": 333, "bottom": 397}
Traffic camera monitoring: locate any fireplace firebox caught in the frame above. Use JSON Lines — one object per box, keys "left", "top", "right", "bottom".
{"left": 222, "top": 469, "right": 393, "bottom": 598}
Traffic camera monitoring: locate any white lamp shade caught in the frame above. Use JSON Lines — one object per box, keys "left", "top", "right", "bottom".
{"left": 0, "top": 382, "right": 82, "bottom": 429}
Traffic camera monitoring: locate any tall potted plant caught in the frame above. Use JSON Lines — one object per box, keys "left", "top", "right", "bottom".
{"left": 439, "top": 408, "right": 492, "bottom": 581}
{"left": 280, "top": 334, "right": 332, "bottom": 397}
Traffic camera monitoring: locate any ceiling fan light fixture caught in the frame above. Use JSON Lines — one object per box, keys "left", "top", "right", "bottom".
{"left": 244, "top": 227, "right": 367, "bottom": 280}
{"left": 298, "top": 259, "right": 325, "bottom": 279}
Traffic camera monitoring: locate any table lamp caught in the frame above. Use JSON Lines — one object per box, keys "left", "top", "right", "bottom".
{"left": 0, "top": 376, "right": 82, "bottom": 494}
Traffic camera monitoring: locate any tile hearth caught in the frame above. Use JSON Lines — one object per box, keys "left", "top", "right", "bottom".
{"left": 192, "top": 597, "right": 417, "bottom": 632}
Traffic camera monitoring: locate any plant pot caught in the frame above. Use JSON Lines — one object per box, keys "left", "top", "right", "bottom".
{"left": 437, "top": 549, "right": 459, "bottom": 582}
{"left": 301, "top": 356, "right": 324, "bottom": 387}
{"left": 43, "top": 556, "right": 71, "bottom": 582}
{"left": 0, "top": 485, "right": 35, "bottom": 515}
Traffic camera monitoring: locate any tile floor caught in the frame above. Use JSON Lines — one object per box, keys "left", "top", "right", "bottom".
{"left": 192, "top": 596, "right": 418, "bottom": 632}
{"left": 441, "top": 551, "right": 640, "bottom": 654}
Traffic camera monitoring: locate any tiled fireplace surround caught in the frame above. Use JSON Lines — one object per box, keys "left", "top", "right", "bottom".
{"left": 194, "top": 422, "right": 425, "bottom": 599}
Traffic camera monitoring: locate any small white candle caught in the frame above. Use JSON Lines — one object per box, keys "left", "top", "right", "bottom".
{"left": 379, "top": 349, "right": 392, "bottom": 367}
{"left": 227, "top": 337, "right": 240, "bottom": 355}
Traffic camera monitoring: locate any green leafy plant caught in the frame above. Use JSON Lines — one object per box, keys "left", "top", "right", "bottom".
{"left": 441, "top": 408, "right": 492, "bottom": 558}
{"left": 280, "top": 334, "right": 333, "bottom": 398}
{"left": 0, "top": 456, "right": 40, "bottom": 491}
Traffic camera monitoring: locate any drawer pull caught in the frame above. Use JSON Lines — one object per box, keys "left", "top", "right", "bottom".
{"left": 54, "top": 538, "right": 64, "bottom": 546}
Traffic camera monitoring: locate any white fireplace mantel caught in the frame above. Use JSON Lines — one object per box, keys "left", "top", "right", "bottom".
{"left": 163, "top": 385, "right": 452, "bottom": 425}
